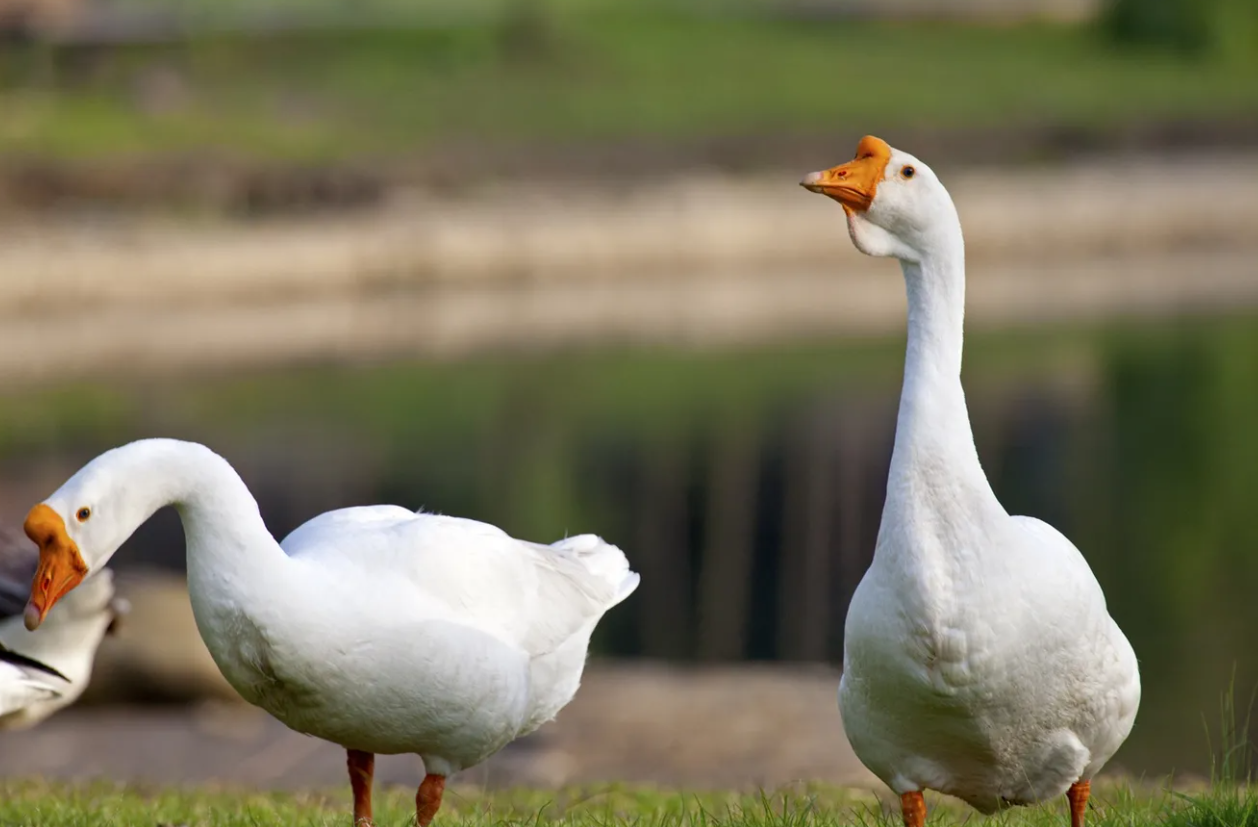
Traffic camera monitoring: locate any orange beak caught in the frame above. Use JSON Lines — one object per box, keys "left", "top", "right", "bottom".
{"left": 800, "top": 134, "right": 893, "bottom": 213}
{"left": 23, "top": 504, "right": 88, "bottom": 630}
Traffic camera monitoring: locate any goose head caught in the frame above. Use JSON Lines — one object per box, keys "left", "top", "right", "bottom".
{"left": 22, "top": 448, "right": 153, "bottom": 631}
{"left": 801, "top": 135, "right": 960, "bottom": 264}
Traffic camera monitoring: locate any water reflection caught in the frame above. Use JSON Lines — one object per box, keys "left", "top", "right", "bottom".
{"left": 0, "top": 313, "right": 1255, "bottom": 777}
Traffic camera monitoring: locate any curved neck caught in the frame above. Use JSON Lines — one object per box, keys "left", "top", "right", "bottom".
{"left": 880, "top": 226, "right": 1001, "bottom": 553}
{"left": 110, "top": 441, "right": 288, "bottom": 601}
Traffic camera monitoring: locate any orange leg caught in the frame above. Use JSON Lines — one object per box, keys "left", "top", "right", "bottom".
{"left": 347, "top": 749, "right": 375, "bottom": 826}
{"left": 1067, "top": 780, "right": 1090, "bottom": 827}
{"left": 416, "top": 773, "right": 446, "bottom": 827}
{"left": 900, "top": 791, "right": 926, "bottom": 827}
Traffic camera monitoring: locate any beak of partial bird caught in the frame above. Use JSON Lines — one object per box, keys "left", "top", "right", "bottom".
{"left": 23, "top": 504, "right": 89, "bottom": 631}
{"left": 800, "top": 134, "right": 892, "bottom": 213}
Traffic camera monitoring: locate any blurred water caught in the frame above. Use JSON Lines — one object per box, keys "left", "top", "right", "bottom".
{"left": 0, "top": 311, "right": 1255, "bottom": 778}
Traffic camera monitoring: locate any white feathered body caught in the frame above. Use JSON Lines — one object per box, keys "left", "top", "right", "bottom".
{"left": 840, "top": 508, "right": 1140, "bottom": 811}
{"left": 801, "top": 137, "right": 1142, "bottom": 813}
{"left": 186, "top": 506, "right": 638, "bottom": 775}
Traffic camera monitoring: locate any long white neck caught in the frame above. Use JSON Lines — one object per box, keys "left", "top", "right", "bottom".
{"left": 877, "top": 221, "right": 1003, "bottom": 561}
{"left": 94, "top": 440, "right": 289, "bottom": 608}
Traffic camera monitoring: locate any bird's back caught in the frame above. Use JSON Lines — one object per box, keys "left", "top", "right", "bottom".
{"left": 224, "top": 507, "right": 639, "bottom": 766}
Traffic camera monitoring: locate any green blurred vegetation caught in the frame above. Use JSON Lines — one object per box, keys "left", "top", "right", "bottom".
{"left": 2, "top": 313, "right": 1258, "bottom": 775}
{"left": 0, "top": 324, "right": 1082, "bottom": 542}
{"left": 7, "top": 313, "right": 1258, "bottom": 775}
{"left": 1074, "top": 316, "right": 1258, "bottom": 777}
{"left": 0, "top": 3, "right": 1256, "bottom": 162}
{"left": 1101, "top": 0, "right": 1258, "bottom": 60}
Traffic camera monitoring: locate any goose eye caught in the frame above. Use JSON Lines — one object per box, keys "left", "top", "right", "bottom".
{"left": 901, "top": 166, "right": 916, "bottom": 179}
{"left": 76, "top": 507, "right": 91, "bottom": 522}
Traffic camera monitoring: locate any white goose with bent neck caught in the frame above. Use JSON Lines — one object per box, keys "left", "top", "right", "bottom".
{"left": 803, "top": 137, "right": 1140, "bottom": 827}
{"left": 22, "top": 438, "right": 639, "bottom": 827}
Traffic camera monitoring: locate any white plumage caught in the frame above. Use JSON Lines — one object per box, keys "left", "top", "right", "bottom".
{"left": 803, "top": 136, "right": 1139, "bottom": 827}
{"left": 22, "top": 438, "right": 637, "bottom": 826}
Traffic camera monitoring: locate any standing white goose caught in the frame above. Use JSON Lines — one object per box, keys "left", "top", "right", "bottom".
{"left": 0, "top": 525, "right": 124, "bottom": 727}
{"left": 21, "top": 438, "right": 639, "bottom": 826}
{"left": 801, "top": 137, "right": 1140, "bottom": 827}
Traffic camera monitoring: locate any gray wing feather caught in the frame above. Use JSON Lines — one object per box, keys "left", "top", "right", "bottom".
{"left": 0, "top": 526, "right": 36, "bottom": 621}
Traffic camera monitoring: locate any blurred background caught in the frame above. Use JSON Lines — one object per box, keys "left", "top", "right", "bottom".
{"left": 0, "top": 0, "right": 1256, "bottom": 795}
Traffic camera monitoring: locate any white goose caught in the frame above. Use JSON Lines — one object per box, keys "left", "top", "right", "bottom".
{"left": 0, "top": 526, "right": 124, "bottom": 727}
{"left": 21, "top": 438, "right": 639, "bottom": 826}
{"left": 0, "top": 643, "right": 69, "bottom": 722}
{"left": 801, "top": 137, "right": 1140, "bottom": 827}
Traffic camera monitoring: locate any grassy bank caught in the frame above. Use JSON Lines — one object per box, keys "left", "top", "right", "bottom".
{"left": 0, "top": 781, "right": 1255, "bottom": 827}
{"left": 1, "top": 7, "right": 1256, "bottom": 165}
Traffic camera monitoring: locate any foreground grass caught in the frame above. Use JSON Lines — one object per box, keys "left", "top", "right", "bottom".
{"left": 0, "top": 6, "right": 1255, "bottom": 162}
{"left": 0, "top": 781, "right": 1256, "bottom": 827}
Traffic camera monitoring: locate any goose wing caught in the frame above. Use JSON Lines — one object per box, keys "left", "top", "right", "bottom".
{"left": 281, "top": 507, "right": 639, "bottom": 657}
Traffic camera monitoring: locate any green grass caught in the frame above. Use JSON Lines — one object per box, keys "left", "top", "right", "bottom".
{"left": 0, "top": 781, "right": 1255, "bottom": 827}
{"left": 0, "top": 5, "right": 1255, "bottom": 162}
